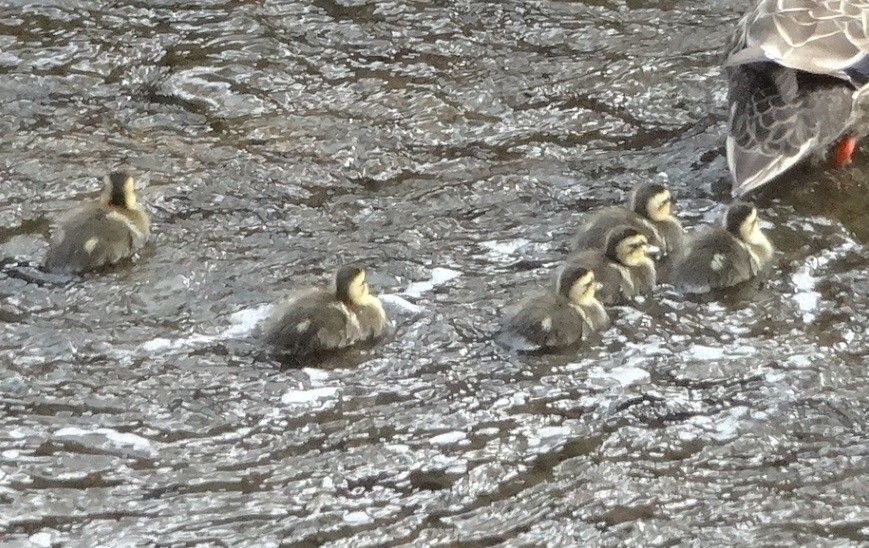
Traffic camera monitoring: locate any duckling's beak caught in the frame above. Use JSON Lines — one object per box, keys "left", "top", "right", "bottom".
{"left": 595, "top": 282, "right": 603, "bottom": 290}
{"left": 646, "top": 245, "right": 661, "bottom": 259}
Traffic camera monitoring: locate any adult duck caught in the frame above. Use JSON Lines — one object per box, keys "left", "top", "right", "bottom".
{"left": 725, "top": 0, "right": 868, "bottom": 196}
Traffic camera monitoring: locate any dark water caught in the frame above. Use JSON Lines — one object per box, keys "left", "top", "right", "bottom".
{"left": 1, "top": 0, "right": 867, "bottom": 545}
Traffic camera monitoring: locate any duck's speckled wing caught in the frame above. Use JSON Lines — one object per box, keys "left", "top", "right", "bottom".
{"left": 725, "top": 0, "right": 868, "bottom": 195}
{"left": 265, "top": 290, "right": 361, "bottom": 355}
{"left": 573, "top": 207, "right": 664, "bottom": 252}
{"left": 727, "top": 63, "right": 859, "bottom": 195}
{"left": 500, "top": 291, "right": 585, "bottom": 350}
{"left": 45, "top": 205, "right": 148, "bottom": 273}
{"left": 727, "top": 0, "right": 869, "bottom": 80}
{"left": 671, "top": 228, "right": 755, "bottom": 291}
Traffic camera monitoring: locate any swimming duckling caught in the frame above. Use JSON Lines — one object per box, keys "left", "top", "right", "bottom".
{"left": 264, "top": 265, "right": 388, "bottom": 357}
{"left": 499, "top": 263, "right": 609, "bottom": 351}
{"left": 44, "top": 171, "right": 149, "bottom": 273}
{"left": 566, "top": 226, "right": 658, "bottom": 305}
{"left": 573, "top": 182, "right": 684, "bottom": 259}
{"left": 671, "top": 202, "right": 774, "bottom": 291}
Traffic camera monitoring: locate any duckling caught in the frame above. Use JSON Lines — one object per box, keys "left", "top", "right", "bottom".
{"left": 264, "top": 265, "right": 388, "bottom": 357}
{"left": 44, "top": 171, "right": 149, "bottom": 273}
{"left": 566, "top": 226, "right": 658, "bottom": 305}
{"left": 671, "top": 202, "right": 774, "bottom": 291}
{"left": 573, "top": 182, "right": 684, "bottom": 259}
{"left": 499, "top": 263, "right": 609, "bottom": 351}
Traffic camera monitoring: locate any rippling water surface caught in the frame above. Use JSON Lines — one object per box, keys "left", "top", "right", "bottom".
{"left": 1, "top": 0, "right": 867, "bottom": 545}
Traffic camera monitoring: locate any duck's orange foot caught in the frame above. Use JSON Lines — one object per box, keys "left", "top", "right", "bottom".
{"left": 832, "top": 136, "right": 857, "bottom": 168}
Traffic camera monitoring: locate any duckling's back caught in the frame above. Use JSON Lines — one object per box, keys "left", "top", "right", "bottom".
{"left": 500, "top": 291, "right": 586, "bottom": 350}
{"left": 574, "top": 206, "right": 662, "bottom": 251}
{"left": 671, "top": 227, "right": 754, "bottom": 291}
{"left": 45, "top": 204, "right": 150, "bottom": 273}
{"left": 265, "top": 290, "right": 362, "bottom": 355}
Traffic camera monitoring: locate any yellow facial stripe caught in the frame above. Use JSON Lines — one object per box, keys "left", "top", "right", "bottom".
{"left": 648, "top": 191, "right": 669, "bottom": 211}
{"left": 577, "top": 272, "right": 594, "bottom": 287}
{"left": 660, "top": 191, "right": 670, "bottom": 208}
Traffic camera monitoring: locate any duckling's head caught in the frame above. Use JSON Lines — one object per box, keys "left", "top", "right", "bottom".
{"left": 605, "top": 226, "right": 654, "bottom": 267}
{"left": 725, "top": 202, "right": 764, "bottom": 245}
{"left": 101, "top": 171, "right": 138, "bottom": 209}
{"left": 335, "top": 265, "right": 370, "bottom": 305}
{"left": 631, "top": 182, "right": 674, "bottom": 223}
{"left": 558, "top": 264, "right": 598, "bottom": 306}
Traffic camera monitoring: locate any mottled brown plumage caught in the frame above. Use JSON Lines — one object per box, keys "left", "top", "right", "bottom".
{"left": 671, "top": 203, "right": 775, "bottom": 291}
{"left": 500, "top": 263, "right": 609, "bottom": 351}
{"left": 45, "top": 172, "right": 149, "bottom": 274}
{"left": 265, "top": 265, "right": 387, "bottom": 357}
{"left": 573, "top": 183, "right": 684, "bottom": 260}
{"left": 567, "top": 226, "right": 658, "bottom": 305}
{"left": 726, "top": 0, "right": 869, "bottom": 195}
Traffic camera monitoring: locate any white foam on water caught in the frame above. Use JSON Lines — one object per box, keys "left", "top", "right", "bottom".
{"left": 140, "top": 303, "right": 273, "bottom": 354}
{"left": 140, "top": 333, "right": 214, "bottom": 353}
{"left": 29, "top": 532, "right": 52, "bottom": 547}
{"left": 140, "top": 338, "right": 173, "bottom": 352}
{"left": 588, "top": 365, "right": 650, "bottom": 388}
{"left": 302, "top": 368, "right": 330, "bottom": 383}
{"left": 429, "top": 430, "right": 467, "bottom": 445}
{"left": 430, "top": 454, "right": 467, "bottom": 474}
{"left": 54, "top": 427, "right": 157, "bottom": 456}
{"left": 676, "top": 407, "right": 749, "bottom": 443}
{"left": 688, "top": 345, "right": 725, "bottom": 361}
{"left": 792, "top": 264, "right": 821, "bottom": 323}
{"left": 220, "top": 303, "right": 274, "bottom": 338}
{"left": 343, "top": 511, "right": 372, "bottom": 525}
{"left": 689, "top": 407, "right": 748, "bottom": 442}
{"left": 403, "top": 267, "right": 462, "bottom": 298}
{"left": 102, "top": 430, "right": 155, "bottom": 452}
{"left": 607, "top": 366, "right": 650, "bottom": 387}
{"left": 281, "top": 386, "right": 339, "bottom": 405}
{"left": 480, "top": 238, "right": 529, "bottom": 258}
{"left": 537, "top": 425, "right": 571, "bottom": 439}
{"left": 385, "top": 443, "right": 411, "bottom": 454}
{"left": 379, "top": 293, "right": 423, "bottom": 314}
{"left": 492, "top": 390, "right": 529, "bottom": 409}
{"left": 791, "top": 239, "right": 859, "bottom": 323}
{"left": 786, "top": 355, "right": 812, "bottom": 368}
